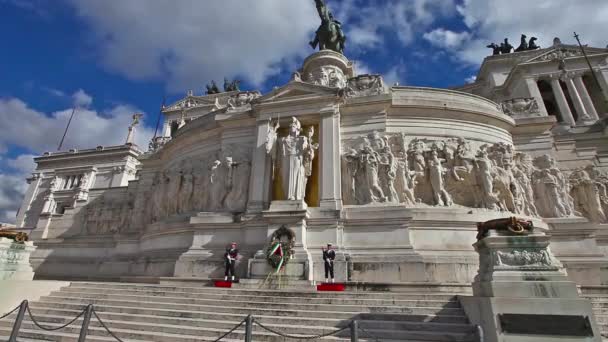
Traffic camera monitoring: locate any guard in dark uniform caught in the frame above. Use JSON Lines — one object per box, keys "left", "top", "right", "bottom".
{"left": 322, "top": 243, "right": 336, "bottom": 283}
{"left": 224, "top": 242, "right": 239, "bottom": 281}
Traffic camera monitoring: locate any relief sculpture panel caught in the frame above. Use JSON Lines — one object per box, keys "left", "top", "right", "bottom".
{"left": 341, "top": 132, "right": 583, "bottom": 220}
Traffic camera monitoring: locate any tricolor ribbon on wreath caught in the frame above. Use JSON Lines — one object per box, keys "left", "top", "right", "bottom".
{"left": 269, "top": 241, "right": 285, "bottom": 274}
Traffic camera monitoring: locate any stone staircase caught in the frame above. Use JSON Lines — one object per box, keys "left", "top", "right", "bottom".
{"left": 0, "top": 282, "right": 479, "bottom": 341}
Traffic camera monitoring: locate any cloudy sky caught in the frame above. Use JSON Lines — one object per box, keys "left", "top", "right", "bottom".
{"left": 1, "top": 0, "right": 607, "bottom": 223}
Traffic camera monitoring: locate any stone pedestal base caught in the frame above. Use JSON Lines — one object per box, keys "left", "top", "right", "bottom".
{"left": 460, "top": 297, "right": 600, "bottom": 342}
{"left": 248, "top": 258, "right": 308, "bottom": 280}
{"left": 0, "top": 238, "right": 36, "bottom": 281}
{"left": 462, "top": 229, "right": 601, "bottom": 341}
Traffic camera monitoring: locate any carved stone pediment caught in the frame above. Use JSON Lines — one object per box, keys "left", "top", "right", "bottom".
{"left": 255, "top": 82, "right": 340, "bottom": 104}
{"left": 344, "top": 74, "right": 386, "bottom": 98}
{"left": 163, "top": 96, "right": 219, "bottom": 112}
{"left": 525, "top": 45, "right": 607, "bottom": 64}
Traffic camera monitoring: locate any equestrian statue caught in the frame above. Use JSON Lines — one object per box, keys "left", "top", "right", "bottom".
{"left": 309, "top": 0, "right": 346, "bottom": 54}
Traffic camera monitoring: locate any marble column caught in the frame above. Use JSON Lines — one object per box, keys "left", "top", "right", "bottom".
{"left": 573, "top": 74, "right": 600, "bottom": 121}
{"left": 524, "top": 77, "right": 548, "bottom": 116}
{"left": 162, "top": 121, "right": 172, "bottom": 137}
{"left": 563, "top": 75, "right": 594, "bottom": 125}
{"left": 247, "top": 120, "right": 274, "bottom": 212}
{"left": 319, "top": 109, "right": 342, "bottom": 211}
{"left": 597, "top": 68, "right": 608, "bottom": 118}
{"left": 549, "top": 76, "right": 576, "bottom": 126}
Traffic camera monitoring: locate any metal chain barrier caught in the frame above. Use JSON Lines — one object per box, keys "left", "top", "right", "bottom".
{"left": 92, "top": 309, "right": 125, "bottom": 342}
{"left": 357, "top": 324, "right": 382, "bottom": 342}
{"left": 26, "top": 303, "right": 87, "bottom": 331}
{"left": 212, "top": 317, "right": 248, "bottom": 342}
{"left": 254, "top": 318, "right": 350, "bottom": 340}
{"left": 0, "top": 305, "right": 21, "bottom": 320}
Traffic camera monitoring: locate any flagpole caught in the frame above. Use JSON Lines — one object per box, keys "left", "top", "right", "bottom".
{"left": 573, "top": 32, "right": 607, "bottom": 108}
{"left": 153, "top": 96, "right": 166, "bottom": 139}
{"left": 57, "top": 106, "right": 77, "bottom": 151}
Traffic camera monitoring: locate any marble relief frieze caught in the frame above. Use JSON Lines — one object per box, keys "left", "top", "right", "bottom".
{"left": 340, "top": 131, "right": 595, "bottom": 221}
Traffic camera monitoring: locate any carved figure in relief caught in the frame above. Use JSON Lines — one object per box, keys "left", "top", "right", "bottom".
{"left": 192, "top": 159, "right": 210, "bottom": 212}
{"left": 533, "top": 155, "right": 576, "bottom": 218}
{"left": 475, "top": 147, "right": 499, "bottom": 210}
{"left": 166, "top": 169, "right": 182, "bottom": 216}
{"left": 533, "top": 169, "right": 568, "bottom": 218}
{"left": 224, "top": 158, "right": 251, "bottom": 213}
{"left": 178, "top": 163, "right": 194, "bottom": 214}
{"left": 361, "top": 145, "right": 385, "bottom": 203}
{"left": 585, "top": 165, "right": 608, "bottom": 218}
{"left": 265, "top": 117, "right": 316, "bottom": 201}
{"left": 428, "top": 147, "right": 453, "bottom": 206}
{"left": 513, "top": 153, "right": 539, "bottom": 217}
{"left": 378, "top": 138, "right": 399, "bottom": 203}
{"left": 341, "top": 148, "right": 359, "bottom": 205}
{"left": 208, "top": 159, "right": 227, "bottom": 211}
{"left": 570, "top": 168, "right": 607, "bottom": 223}
{"left": 395, "top": 157, "right": 416, "bottom": 205}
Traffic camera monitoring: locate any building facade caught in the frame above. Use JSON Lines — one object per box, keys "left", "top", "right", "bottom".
{"left": 15, "top": 41, "right": 608, "bottom": 286}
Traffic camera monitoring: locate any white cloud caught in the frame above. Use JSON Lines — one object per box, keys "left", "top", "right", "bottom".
{"left": 339, "top": 0, "right": 456, "bottom": 50}
{"left": 423, "top": 29, "right": 471, "bottom": 49}
{"left": 384, "top": 64, "right": 407, "bottom": 86}
{"left": 7, "top": 154, "right": 36, "bottom": 174}
{"left": 67, "top": 0, "right": 319, "bottom": 91}
{"left": 0, "top": 172, "right": 28, "bottom": 224}
{"left": 72, "top": 89, "right": 93, "bottom": 107}
{"left": 353, "top": 60, "right": 373, "bottom": 76}
{"left": 0, "top": 96, "right": 154, "bottom": 154}
{"left": 453, "top": 0, "right": 608, "bottom": 64}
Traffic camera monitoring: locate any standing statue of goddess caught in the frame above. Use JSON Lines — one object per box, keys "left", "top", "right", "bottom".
{"left": 266, "top": 117, "right": 316, "bottom": 201}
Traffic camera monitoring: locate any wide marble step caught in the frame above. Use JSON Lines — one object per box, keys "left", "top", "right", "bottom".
{"left": 0, "top": 320, "right": 474, "bottom": 342}
{"left": 2, "top": 311, "right": 474, "bottom": 335}
{"left": 26, "top": 305, "right": 470, "bottom": 325}
{"left": 65, "top": 282, "right": 461, "bottom": 300}
{"left": 41, "top": 292, "right": 460, "bottom": 312}
{"left": 58, "top": 287, "right": 459, "bottom": 306}
{"left": 34, "top": 297, "right": 465, "bottom": 318}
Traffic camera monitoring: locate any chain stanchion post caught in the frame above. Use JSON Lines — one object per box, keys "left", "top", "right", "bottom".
{"left": 350, "top": 320, "right": 358, "bottom": 342}
{"left": 476, "top": 324, "right": 484, "bottom": 342}
{"left": 244, "top": 315, "right": 253, "bottom": 342}
{"left": 8, "top": 300, "right": 28, "bottom": 342}
{"left": 77, "top": 305, "right": 94, "bottom": 342}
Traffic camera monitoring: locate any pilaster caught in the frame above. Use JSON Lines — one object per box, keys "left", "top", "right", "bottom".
{"left": 247, "top": 120, "right": 273, "bottom": 213}
{"left": 319, "top": 109, "right": 342, "bottom": 211}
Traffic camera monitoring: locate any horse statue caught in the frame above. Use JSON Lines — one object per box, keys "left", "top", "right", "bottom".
{"left": 223, "top": 79, "right": 241, "bottom": 92}
{"left": 206, "top": 80, "right": 220, "bottom": 95}
{"left": 486, "top": 43, "right": 501, "bottom": 55}
{"left": 309, "top": 0, "right": 346, "bottom": 54}
{"left": 528, "top": 37, "right": 540, "bottom": 50}
{"left": 515, "top": 34, "right": 528, "bottom": 52}
{"left": 500, "top": 38, "right": 513, "bottom": 54}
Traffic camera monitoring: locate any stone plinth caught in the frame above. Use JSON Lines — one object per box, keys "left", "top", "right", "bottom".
{"left": 0, "top": 238, "right": 36, "bottom": 281}
{"left": 461, "top": 228, "right": 601, "bottom": 342}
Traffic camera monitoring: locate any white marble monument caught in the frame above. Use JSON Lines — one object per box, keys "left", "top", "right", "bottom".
{"left": 11, "top": 38, "right": 608, "bottom": 288}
